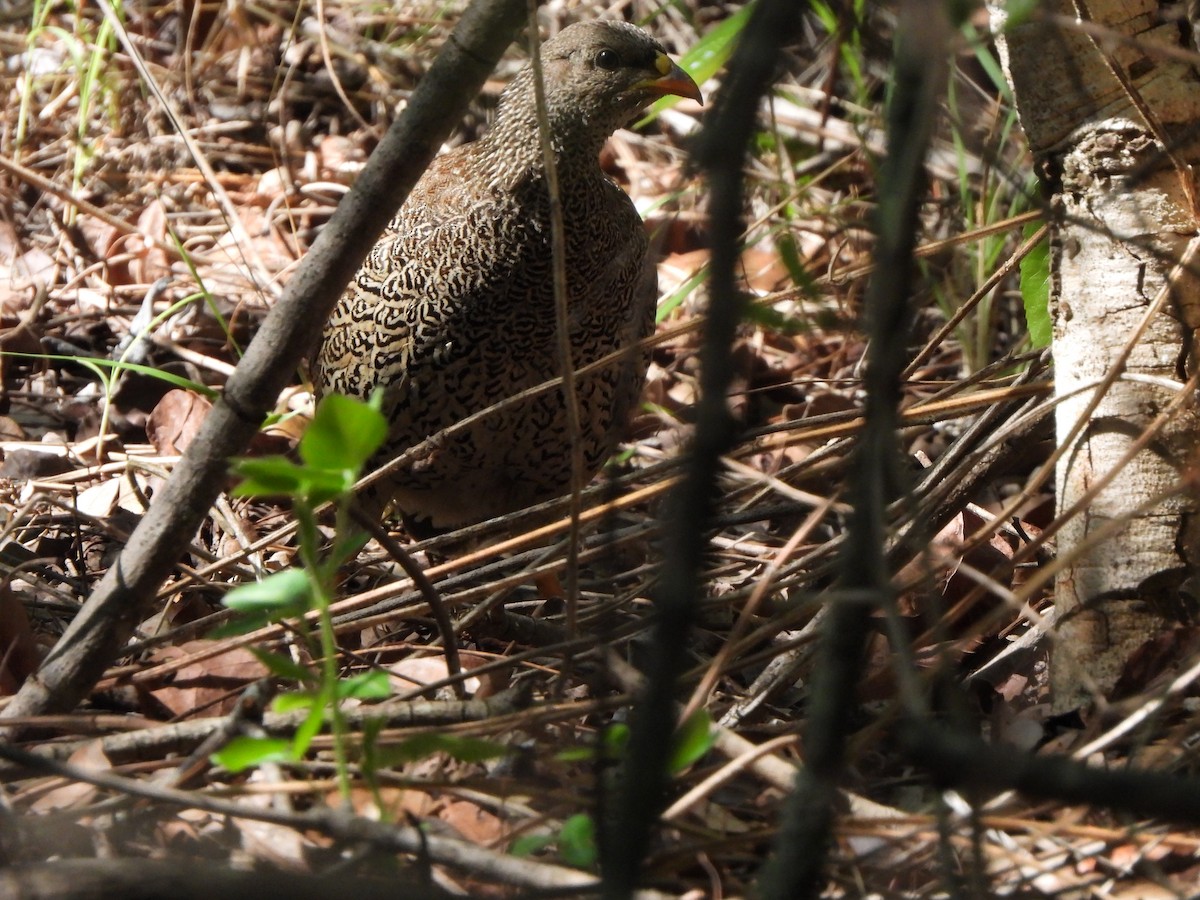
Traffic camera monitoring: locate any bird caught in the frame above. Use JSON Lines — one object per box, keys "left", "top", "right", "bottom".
{"left": 311, "top": 19, "right": 702, "bottom": 537}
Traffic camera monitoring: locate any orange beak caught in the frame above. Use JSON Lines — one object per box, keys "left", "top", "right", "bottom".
{"left": 640, "top": 53, "right": 703, "bottom": 105}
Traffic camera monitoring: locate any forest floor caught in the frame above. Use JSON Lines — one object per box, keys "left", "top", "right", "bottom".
{"left": 2, "top": 1, "right": 1199, "bottom": 897}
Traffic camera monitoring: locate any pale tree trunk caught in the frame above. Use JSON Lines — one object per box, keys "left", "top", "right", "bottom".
{"left": 992, "top": 0, "right": 1200, "bottom": 711}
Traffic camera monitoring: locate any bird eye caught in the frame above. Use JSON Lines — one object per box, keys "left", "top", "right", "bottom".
{"left": 594, "top": 48, "right": 620, "bottom": 70}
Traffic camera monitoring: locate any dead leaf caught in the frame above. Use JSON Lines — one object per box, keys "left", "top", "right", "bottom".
{"left": 147, "top": 390, "right": 212, "bottom": 456}
{"left": 0, "top": 449, "right": 72, "bottom": 480}
{"left": 75, "top": 476, "right": 147, "bottom": 518}
{"left": 441, "top": 799, "right": 505, "bottom": 844}
{"left": 29, "top": 741, "right": 111, "bottom": 813}
{"left": 237, "top": 769, "right": 316, "bottom": 870}
{"left": 388, "top": 655, "right": 481, "bottom": 696}
{"left": 0, "top": 220, "right": 56, "bottom": 312}
{"left": 148, "top": 641, "right": 268, "bottom": 717}
{"left": 740, "top": 246, "right": 791, "bottom": 293}
{"left": 128, "top": 201, "right": 171, "bottom": 285}
{"left": 0, "top": 417, "right": 26, "bottom": 440}
{"left": 0, "top": 583, "right": 40, "bottom": 694}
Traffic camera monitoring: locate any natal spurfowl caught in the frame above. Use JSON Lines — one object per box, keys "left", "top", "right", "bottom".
{"left": 312, "top": 20, "right": 701, "bottom": 535}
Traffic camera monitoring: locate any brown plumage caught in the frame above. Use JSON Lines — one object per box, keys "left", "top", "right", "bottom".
{"left": 312, "top": 20, "right": 701, "bottom": 534}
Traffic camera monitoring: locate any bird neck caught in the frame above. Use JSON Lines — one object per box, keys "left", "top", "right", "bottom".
{"left": 477, "top": 82, "right": 613, "bottom": 186}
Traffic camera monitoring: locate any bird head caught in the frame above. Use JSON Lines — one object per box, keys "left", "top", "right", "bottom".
{"left": 499, "top": 20, "right": 702, "bottom": 153}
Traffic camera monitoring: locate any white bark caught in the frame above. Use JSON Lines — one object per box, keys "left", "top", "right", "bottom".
{"left": 992, "top": 0, "right": 1200, "bottom": 711}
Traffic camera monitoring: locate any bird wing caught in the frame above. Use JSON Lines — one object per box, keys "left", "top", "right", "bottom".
{"left": 311, "top": 150, "right": 546, "bottom": 428}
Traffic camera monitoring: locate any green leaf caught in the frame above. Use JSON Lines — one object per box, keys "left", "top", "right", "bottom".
{"left": 211, "top": 736, "right": 295, "bottom": 772}
{"left": 556, "top": 746, "right": 596, "bottom": 763}
{"left": 230, "top": 457, "right": 306, "bottom": 496}
{"left": 776, "top": 230, "right": 813, "bottom": 290}
{"left": 810, "top": 0, "right": 838, "bottom": 33}
{"left": 231, "top": 456, "right": 353, "bottom": 503}
{"left": 297, "top": 466, "right": 359, "bottom": 506}
{"left": 250, "top": 648, "right": 317, "bottom": 685}
{"left": 0, "top": 351, "right": 217, "bottom": 399}
{"left": 603, "top": 723, "right": 630, "bottom": 759}
{"left": 1019, "top": 222, "right": 1052, "bottom": 348}
{"left": 557, "top": 814, "right": 597, "bottom": 869}
{"left": 300, "top": 393, "right": 388, "bottom": 473}
{"left": 509, "top": 833, "right": 555, "bottom": 857}
{"left": 322, "top": 528, "right": 372, "bottom": 575}
{"left": 1002, "top": 0, "right": 1040, "bottom": 30}
{"left": 373, "top": 733, "right": 512, "bottom": 767}
{"left": 290, "top": 690, "right": 330, "bottom": 758}
{"left": 639, "top": 2, "right": 755, "bottom": 124}
{"left": 557, "top": 724, "right": 629, "bottom": 764}
{"left": 337, "top": 670, "right": 392, "bottom": 701}
{"left": 360, "top": 716, "right": 386, "bottom": 780}
{"left": 223, "top": 569, "right": 312, "bottom": 615}
{"left": 966, "top": 27, "right": 1011, "bottom": 101}
{"left": 272, "top": 689, "right": 318, "bottom": 713}
{"left": 669, "top": 708, "right": 715, "bottom": 774}
{"left": 743, "top": 302, "right": 807, "bottom": 335}
{"left": 657, "top": 265, "right": 707, "bottom": 322}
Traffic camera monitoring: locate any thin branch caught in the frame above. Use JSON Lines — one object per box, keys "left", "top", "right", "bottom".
{"left": 758, "top": 1, "right": 951, "bottom": 895}
{"left": 526, "top": 0, "right": 586, "bottom": 642}
{"left": 599, "top": 1, "right": 802, "bottom": 895}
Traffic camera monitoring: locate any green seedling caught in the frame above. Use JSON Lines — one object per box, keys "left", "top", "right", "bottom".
{"left": 213, "top": 393, "right": 388, "bottom": 801}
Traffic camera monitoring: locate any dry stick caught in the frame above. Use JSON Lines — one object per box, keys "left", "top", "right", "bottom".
{"left": 681, "top": 493, "right": 839, "bottom": 722}
{"left": 781, "top": 387, "right": 1053, "bottom": 704}
{"left": 1, "top": 279, "right": 50, "bottom": 350}
{"left": 187, "top": 376, "right": 1044, "bottom": 602}
{"left": 367, "top": 376, "right": 1041, "bottom": 744}
{"left": 1, "top": 684, "right": 532, "bottom": 770}
{"left": 315, "top": 0, "right": 379, "bottom": 139}
{"left": 1071, "top": 640, "right": 1200, "bottom": 759}
{"left": 880, "top": 374, "right": 1176, "bottom": 693}
{"left": 96, "top": 0, "right": 276, "bottom": 297}
{"left": 872, "top": 366, "right": 1054, "bottom": 594}
{"left": 599, "top": 2, "right": 802, "bottom": 897}
{"left": 0, "top": 0, "right": 530, "bottom": 729}
{"left": 526, "top": 2, "right": 585, "bottom": 648}
{"left": 830, "top": 209, "right": 1043, "bottom": 285}
{"left": 0, "top": 859, "right": 440, "bottom": 900}
{"left": 0, "top": 742, "right": 607, "bottom": 894}
{"left": 93, "top": 484, "right": 675, "bottom": 692}
{"left": 0, "top": 154, "right": 189, "bottom": 262}
{"left": 663, "top": 734, "right": 800, "bottom": 822}
{"left": 758, "top": 2, "right": 950, "bottom": 896}
{"left": 20, "top": 375, "right": 1036, "bottom": 703}
{"left": 902, "top": 718, "right": 1200, "bottom": 830}
{"left": 93, "top": 384, "right": 1045, "bottom": 693}
{"left": 348, "top": 506, "right": 464, "bottom": 699}
{"left": 111, "top": 523, "right": 656, "bottom": 699}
